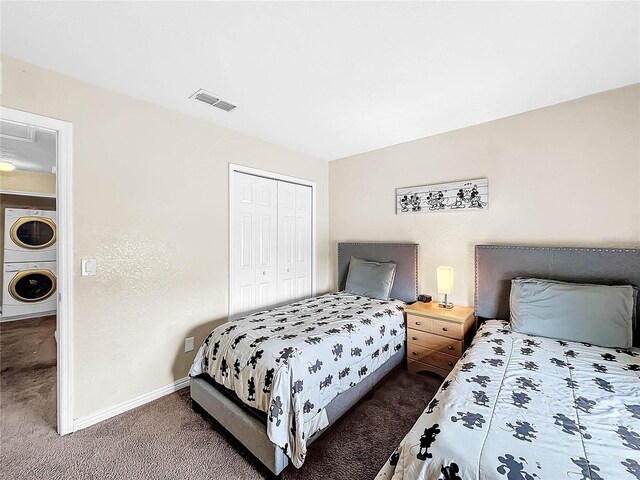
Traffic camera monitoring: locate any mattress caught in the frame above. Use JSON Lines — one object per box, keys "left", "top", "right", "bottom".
{"left": 190, "top": 292, "right": 406, "bottom": 468}
{"left": 376, "top": 320, "right": 640, "bottom": 480}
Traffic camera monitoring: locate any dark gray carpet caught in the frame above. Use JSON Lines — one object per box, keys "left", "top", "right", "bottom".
{"left": 0, "top": 316, "right": 442, "bottom": 479}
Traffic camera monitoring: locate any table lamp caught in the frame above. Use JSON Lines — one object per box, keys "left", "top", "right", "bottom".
{"left": 437, "top": 266, "right": 454, "bottom": 309}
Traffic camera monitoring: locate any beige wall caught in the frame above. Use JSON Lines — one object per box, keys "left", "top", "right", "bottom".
{"left": 0, "top": 55, "right": 330, "bottom": 418}
{"left": 0, "top": 170, "right": 56, "bottom": 196}
{"left": 330, "top": 85, "right": 640, "bottom": 307}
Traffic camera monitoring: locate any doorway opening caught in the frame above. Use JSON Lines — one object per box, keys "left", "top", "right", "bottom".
{"left": 0, "top": 107, "right": 73, "bottom": 435}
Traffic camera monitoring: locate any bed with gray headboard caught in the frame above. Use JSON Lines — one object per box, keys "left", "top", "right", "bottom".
{"left": 190, "top": 242, "right": 418, "bottom": 478}
{"left": 377, "top": 244, "right": 640, "bottom": 480}
{"left": 475, "top": 245, "right": 640, "bottom": 346}
{"left": 337, "top": 242, "right": 419, "bottom": 303}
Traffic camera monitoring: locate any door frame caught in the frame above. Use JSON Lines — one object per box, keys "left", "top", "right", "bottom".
{"left": 0, "top": 106, "right": 74, "bottom": 435}
{"left": 228, "top": 163, "right": 316, "bottom": 319}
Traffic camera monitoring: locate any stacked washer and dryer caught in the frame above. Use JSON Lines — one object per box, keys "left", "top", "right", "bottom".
{"left": 2, "top": 208, "right": 57, "bottom": 320}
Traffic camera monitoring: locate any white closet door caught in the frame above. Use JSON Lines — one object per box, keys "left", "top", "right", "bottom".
{"left": 277, "top": 181, "right": 312, "bottom": 303}
{"left": 254, "top": 176, "right": 278, "bottom": 310}
{"left": 294, "top": 184, "right": 312, "bottom": 298}
{"left": 231, "top": 172, "right": 278, "bottom": 316}
{"left": 277, "top": 181, "right": 297, "bottom": 303}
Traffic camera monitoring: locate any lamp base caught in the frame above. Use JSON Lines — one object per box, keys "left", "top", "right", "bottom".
{"left": 438, "top": 293, "right": 453, "bottom": 309}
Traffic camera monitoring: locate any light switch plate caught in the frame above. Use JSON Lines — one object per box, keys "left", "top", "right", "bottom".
{"left": 81, "top": 258, "right": 97, "bottom": 276}
{"left": 185, "top": 337, "right": 194, "bottom": 352}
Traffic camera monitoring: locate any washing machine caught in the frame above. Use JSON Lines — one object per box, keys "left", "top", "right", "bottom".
{"left": 4, "top": 208, "right": 57, "bottom": 262}
{"left": 2, "top": 261, "right": 57, "bottom": 319}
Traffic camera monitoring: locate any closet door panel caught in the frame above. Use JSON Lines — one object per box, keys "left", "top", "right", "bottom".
{"left": 277, "top": 181, "right": 296, "bottom": 303}
{"left": 281, "top": 278, "right": 295, "bottom": 303}
{"left": 231, "top": 173, "right": 278, "bottom": 316}
{"left": 231, "top": 173, "right": 257, "bottom": 315}
{"left": 239, "top": 284, "right": 253, "bottom": 314}
{"left": 294, "top": 184, "right": 312, "bottom": 299}
{"left": 253, "top": 176, "right": 278, "bottom": 311}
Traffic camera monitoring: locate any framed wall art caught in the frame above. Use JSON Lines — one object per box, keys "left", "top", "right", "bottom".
{"left": 396, "top": 178, "right": 488, "bottom": 214}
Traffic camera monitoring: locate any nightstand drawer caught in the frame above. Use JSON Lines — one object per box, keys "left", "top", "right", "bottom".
{"left": 432, "top": 319, "right": 464, "bottom": 340}
{"left": 408, "top": 330, "right": 462, "bottom": 356}
{"left": 407, "top": 314, "right": 433, "bottom": 333}
{"left": 407, "top": 359, "right": 452, "bottom": 377}
{"left": 407, "top": 345, "right": 458, "bottom": 371}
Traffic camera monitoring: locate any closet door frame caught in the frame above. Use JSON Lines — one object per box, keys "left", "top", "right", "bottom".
{"left": 228, "top": 163, "right": 316, "bottom": 320}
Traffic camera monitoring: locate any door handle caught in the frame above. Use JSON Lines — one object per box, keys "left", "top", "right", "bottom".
{"left": 262, "top": 271, "right": 267, "bottom": 275}
{"left": 442, "top": 327, "right": 448, "bottom": 332}
{"left": 286, "top": 268, "right": 290, "bottom": 273}
{"left": 447, "top": 345, "right": 454, "bottom": 350}
{"left": 415, "top": 321, "right": 421, "bottom": 325}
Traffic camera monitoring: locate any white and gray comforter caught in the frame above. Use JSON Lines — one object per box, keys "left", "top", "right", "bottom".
{"left": 377, "top": 320, "right": 640, "bottom": 480}
{"left": 190, "top": 292, "right": 406, "bottom": 468}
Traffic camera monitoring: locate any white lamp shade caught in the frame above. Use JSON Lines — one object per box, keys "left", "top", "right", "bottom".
{"left": 437, "top": 266, "right": 454, "bottom": 295}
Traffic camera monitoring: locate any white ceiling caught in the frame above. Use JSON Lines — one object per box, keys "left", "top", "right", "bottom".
{"left": 1, "top": 2, "right": 638, "bottom": 161}
{"left": 0, "top": 121, "right": 57, "bottom": 173}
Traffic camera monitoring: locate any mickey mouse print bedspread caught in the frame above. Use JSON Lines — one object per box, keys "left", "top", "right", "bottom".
{"left": 189, "top": 292, "right": 406, "bottom": 468}
{"left": 376, "top": 320, "right": 640, "bottom": 480}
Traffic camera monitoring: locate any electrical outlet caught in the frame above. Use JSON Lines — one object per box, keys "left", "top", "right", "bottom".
{"left": 184, "top": 337, "right": 194, "bottom": 352}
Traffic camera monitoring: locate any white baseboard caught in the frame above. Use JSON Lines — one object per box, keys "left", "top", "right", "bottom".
{"left": 73, "top": 377, "right": 190, "bottom": 432}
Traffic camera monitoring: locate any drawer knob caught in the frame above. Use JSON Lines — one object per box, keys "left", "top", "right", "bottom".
{"left": 415, "top": 321, "right": 421, "bottom": 325}
{"left": 412, "top": 336, "right": 418, "bottom": 341}
{"left": 412, "top": 352, "right": 418, "bottom": 356}
{"left": 448, "top": 362, "right": 453, "bottom": 367}
{"left": 442, "top": 327, "right": 448, "bottom": 332}
{"left": 448, "top": 345, "right": 454, "bottom": 350}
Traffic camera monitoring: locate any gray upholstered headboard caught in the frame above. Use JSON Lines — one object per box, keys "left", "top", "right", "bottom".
{"left": 338, "top": 243, "right": 418, "bottom": 303}
{"left": 475, "top": 245, "right": 640, "bottom": 347}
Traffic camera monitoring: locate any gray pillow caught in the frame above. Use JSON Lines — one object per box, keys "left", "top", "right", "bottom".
{"left": 344, "top": 256, "right": 397, "bottom": 300}
{"left": 510, "top": 278, "right": 634, "bottom": 348}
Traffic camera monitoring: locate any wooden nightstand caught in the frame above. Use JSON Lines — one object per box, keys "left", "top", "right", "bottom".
{"left": 404, "top": 302, "right": 475, "bottom": 377}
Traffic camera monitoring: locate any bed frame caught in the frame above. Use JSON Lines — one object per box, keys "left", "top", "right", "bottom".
{"left": 475, "top": 245, "right": 640, "bottom": 347}
{"left": 190, "top": 242, "right": 418, "bottom": 477}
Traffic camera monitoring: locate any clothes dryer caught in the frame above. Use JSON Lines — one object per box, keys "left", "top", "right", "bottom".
{"left": 4, "top": 208, "right": 57, "bottom": 262}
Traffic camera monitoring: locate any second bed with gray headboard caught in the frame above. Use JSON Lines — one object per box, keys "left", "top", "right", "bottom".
{"left": 377, "top": 244, "right": 640, "bottom": 480}
{"left": 475, "top": 245, "right": 640, "bottom": 346}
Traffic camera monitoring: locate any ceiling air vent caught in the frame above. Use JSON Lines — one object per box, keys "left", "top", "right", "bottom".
{"left": 191, "top": 89, "right": 237, "bottom": 112}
